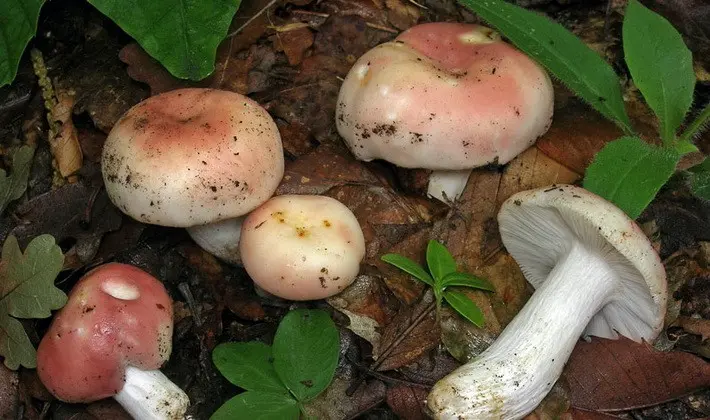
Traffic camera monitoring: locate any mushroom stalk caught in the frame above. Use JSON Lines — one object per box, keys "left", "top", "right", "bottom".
{"left": 114, "top": 366, "right": 190, "bottom": 420}
{"left": 187, "top": 216, "right": 244, "bottom": 265}
{"left": 427, "top": 242, "right": 616, "bottom": 419}
{"left": 427, "top": 169, "right": 473, "bottom": 204}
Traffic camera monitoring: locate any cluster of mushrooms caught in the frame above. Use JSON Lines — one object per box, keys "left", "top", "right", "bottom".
{"left": 33, "top": 21, "right": 668, "bottom": 420}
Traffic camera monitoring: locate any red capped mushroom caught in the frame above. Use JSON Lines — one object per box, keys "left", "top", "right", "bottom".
{"left": 102, "top": 88, "right": 285, "bottom": 265}
{"left": 37, "top": 263, "right": 188, "bottom": 420}
{"left": 336, "top": 23, "right": 554, "bottom": 203}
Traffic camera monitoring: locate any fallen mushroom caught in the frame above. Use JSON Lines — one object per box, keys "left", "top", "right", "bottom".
{"left": 37, "top": 263, "right": 188, "bottom": 420}
{"left": 101, "top": 88, "right": 284, "bottom": 265}
{"left": 240, "top": 194, "right": 366, "bottom": 300}
{"left": 426, "top": 184, "right": 667, "bottom": 419}
{"left": 336, "top": 22, "right": 554, "bottom": 203}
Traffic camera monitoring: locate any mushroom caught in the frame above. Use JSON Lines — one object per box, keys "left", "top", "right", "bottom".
{"left": 37, "top": 263, "right": 188, "bottom": 420}
{"left": 426, "top": 184, "right": 667, "bottom": 419}
{"left": 239, "top": 194, "right": 366, "bottom": 300}
{"left": 101, "top": 88, "right": 284, "bottom": 265}
{"left": 336, "top": 22, "right": 554, "bottom": 203}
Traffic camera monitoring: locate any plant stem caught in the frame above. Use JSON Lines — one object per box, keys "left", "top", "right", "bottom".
{"left": 680, "top": 102, "right": 710, "bottom": 144}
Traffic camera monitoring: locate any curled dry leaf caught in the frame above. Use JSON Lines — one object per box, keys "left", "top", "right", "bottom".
{"left": 49, "top": 90, "right": 83, "bottom": 178}
{"left": 565, "top": 336, "right": 710, "bottom": 411}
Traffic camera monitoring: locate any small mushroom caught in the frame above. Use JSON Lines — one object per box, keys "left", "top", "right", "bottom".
{"left": 101, "top": 88, "right": 284, "bottom": 264}
{"left": 336, "top": 22, "right": 554, "bottom": 203}
{"left": 239, "top": 194, "right": 366, "bottom": 300}
{"left": 37, "top": 263, "right": 188, "bottom": 420}
{"left": 426, "top": 184, "right": 667, "bottom": 419}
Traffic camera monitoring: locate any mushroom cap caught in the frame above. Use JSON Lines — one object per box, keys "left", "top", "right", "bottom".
{"left": 102, "top": 88, "right": 285, "bottom": 227}
{"left": 239, "top": 194, "right": 366, "bottom": 300}
{"left": 497, "top": 184, "right": 667, "bottom": 342}
{"left": 37, "top": 263, "right": 174, "bottom": 403}
{"left": 335, "top": 22, "right": 553, "bottom": 170}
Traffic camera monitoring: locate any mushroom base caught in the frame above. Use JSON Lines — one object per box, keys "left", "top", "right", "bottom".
{"left": 114, "top": 366, "right": 190, "bottom": 420}
{"left": 426, "top": 242, "right": 616, "bottom": 419}
{"left": 427, "top": 169, "right": 472, "bottom": 204}
{"left": 187, "top": 217, "right": 244, "bottom": 265}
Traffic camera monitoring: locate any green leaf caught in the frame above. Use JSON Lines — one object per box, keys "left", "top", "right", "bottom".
{"left": 443, "top": 290, "right": 485, "bottom": 327}
{"left": 381, "top": 254, "right": 435, "bottom": 287}
{"left": 457, "top": 0, "right": 633, "bottom": 133}
{"left": 210, "top": 391, "right": 299, "bottom": 420}
{"left": 272, "top": 309, "right": 339, "bottom": 402}
{"left": 0, "top": 235, "right": 65, "bottom": 369}
{"left": 583, "top": 137, "right": 680, "bottom": 219}
{"left": 674, "top": 139, "right": 699, "bottom": 155}
{"left": 212, "top": 342, "right": 286, "bottom": 393}
{"left": 87, "top": 0, "right": 241, "bottom": 80}
{"left": 0, "top": 146, "right": 34, "bottom": 215}
{"left": 688, "top": 158, "right": 710, "bottom": 200}
{"left": 441, "top": 272, "right": 496, "bottom": 292}
{"left": 623, "top": 0, "right": 695, "bottom": 144}
{"left": 0, "top": 0, "right": 45, "bottom": 87}
{"left": 426, "top": 240, "right": 457, "bottom": 283}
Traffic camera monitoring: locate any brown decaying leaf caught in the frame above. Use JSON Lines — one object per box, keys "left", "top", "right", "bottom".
{"left": 374, "top": 290, "right": 439, "bottom": 371}
{"left": 676, "top": 316, "right": 710, "bottom": 341}
{"left": 565, "top": 336, "right": 710, "bottom": 411}
{"left": 0, "top": 364, "right": 18, "bottom": 419}
{"left": 49, "top": 90, "right": 83, "bottom": 178}
{"left": 386, "top": 384, "right": 429, "bottom": 420}
{"left": 271, "top": 27, "right": 315, "bottom": 65}
{"left": 303, "top": 377, "right": 387, "bottom": 419}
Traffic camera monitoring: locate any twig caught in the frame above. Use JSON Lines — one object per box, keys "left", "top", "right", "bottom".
{"left": 365, "top": 22, "right": 399, "bottom": 34}
{"left": 407, "top": 0, "right": 429, "bottom": 10}
{"left": 178, "top": 282, "right": 203, "bottom": 327}
{"left": 227, "top": 0, "right": 280, "bottom": 38}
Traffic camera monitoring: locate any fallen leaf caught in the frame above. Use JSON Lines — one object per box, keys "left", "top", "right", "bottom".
{"left": 565, "top": 336, "right": 710, "bottom": 411}
{"left": 385, "top": 0, "right": 421, "bottom": 30}
{"left": 277, "top": 121, "right": 318, "bottom": 158}
{"left": 48, "top": 89, "right": 83, "bottom": 178}
{"left": 118, "top": 43, "right": 190, "bottom": 95}
{"left": 0, "top": 364, "right": 18, "bottom": 418}
{"left": 374, "top": 290, "right": 439, "bottom": 371}
{"left": 271, "top": 27, "right": 315, "bottom": 65}
{"left": 565, "top": 408, "right": 622, "bottom": 419}
{"left": 386, "top": 384, "right": 428, "bottom": 420}
{"left": 676, "top": 317, "right": 710, "bottom": 341}
{"left": 303, "top": 377, "right": 387, "bottom": 419}
{"left": 0, "top": 146, "right": 34, "bottom": 216}
{"left": 9, "top": 181, "right": 122, "bottom": 266}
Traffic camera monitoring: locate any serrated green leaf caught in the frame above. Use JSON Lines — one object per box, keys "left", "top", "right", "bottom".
{"left": 210, "top": 391, "right": 299, "bottom": 420}
{"left": 583, "top": 137, "right": 680, "bottom": 219}
{"left": 212, "top": 342, "right": 286, "bottom": 393}
{"left": 457, "top": 0, "right": 632, "bottom": 134}
{"left": 674, "top": 139, "right": 699, "bottom": 155}
{"left": 688, "top": 158, "right": 710, "bottom": 200}
{"left": 0, "top": 0, "right": 45, "bottom": 87}
{"left": 272, "top": 309, "right": 339, "bottom": 402}
{"left": 426, "top": 240, "right": 457, "bottom": 283}
{"left": 381, "top": 254, "right": 435, "bottom": 287}
{"left": 623, "top": 0, "right": 695, "bottom": 144}
{"left": 0, "top": 234, "right": 65, "bottom": 369}
{"left": 441, "top": 272, "right": 495, "bottom": 292}
{"left": 0, "top": 146, "right": 34, "bottom": 215}
{"left": 443, "top": 290, "right": 484, "bottom": 327}
{"left": 87, "top": 0, "right": 241, "bottom": 80}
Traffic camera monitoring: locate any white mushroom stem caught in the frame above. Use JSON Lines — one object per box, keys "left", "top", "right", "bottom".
{"left": 186, "top": 217, "right": 244, "bottom": 265}
{"left": 427, "top": 242, "right": 616, "bottom": 420}
{"left": 114, "top": 366, "right": 190, "bottom": 420}
{"left": 427, "top": 169, "right": 473, "bottom": 204}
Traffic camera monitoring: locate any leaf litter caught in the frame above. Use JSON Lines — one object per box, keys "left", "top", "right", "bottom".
{"left": 1, "top": 0, "right": 710, "bottom": 418}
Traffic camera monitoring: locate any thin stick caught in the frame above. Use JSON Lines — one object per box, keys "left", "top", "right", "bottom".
{"left": 227, "top": 0, "right": 279, "bottom": 38}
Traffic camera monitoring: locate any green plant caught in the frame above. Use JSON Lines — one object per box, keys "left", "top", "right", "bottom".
{"left": 381, "top": 240, "right": 495, "bottom": 327}
{"left": 0, "top": 234, "right": 65, "bottom": 369}
{"left": 211, "top": 309, "right": 340, "bottom": 420}
{"left": 458, "top": 0, "right": 710, "bottom": 218}
{"left": 1, "top": 0, "right": 242, "bottom": 87}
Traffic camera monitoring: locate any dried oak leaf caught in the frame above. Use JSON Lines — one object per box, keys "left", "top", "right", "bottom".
{"left": 386, "top": 384, "right": 429, "bottom": 420}
{"left": 374, "top": 291, "right": 439, "bottom": 371}
{"left": 8, "top": 181, "right": 122, "bottom": 265}
{"left": 565, "top": 336, "right": 710, "bottom": 411}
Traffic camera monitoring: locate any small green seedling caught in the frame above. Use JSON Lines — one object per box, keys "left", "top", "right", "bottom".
{"left": 211, "top": 309, "right": 340, "bottom": 420}
{"left": 459, "top": 0, "right": 710, "bottom": 218}
{"left": 381, "top": 240, "right": 495, "bottom": 327}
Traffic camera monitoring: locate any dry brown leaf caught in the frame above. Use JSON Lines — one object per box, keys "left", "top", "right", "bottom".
{"left": 277, "top": 121, "right": 318, "bottom": 157}
{"left": 118, "top": 43, "right": 191, "bottom": 95}
{"left": 50, "top": 90, "right": 83, "bottom": 178}
{"left": 676, "top": 316, "right": 710, "bottom": 341}
{"left": 565, "top": 409, "right": 622, "bottom": 419}
{"left": 385, "top": 0, "right": 420, "bottom": 30}
{"left": 565, "top": 336, "right": 710, "bottom": 411}
{"left": 0, "top": 364, "right": 18, "bottom": 419}
{"left": 271, "top": 27, "right": 315, "bottom": 65}
{"left": 386, "top": 384, "right": 429, "bottom": 420}
{"left": 303, "top": 377, "right": 387, "bottom": 419}
{"left": 376, "top": 227, "right": 429, "bottom": 304}
{"left": 374, "top": 291, "right": 439, "bottom": 371}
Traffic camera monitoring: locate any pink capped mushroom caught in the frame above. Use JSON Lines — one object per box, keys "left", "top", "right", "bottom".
{"left": 239, "top": 194, "right": 366, "bottom": 300}
{"left": 336, "top": 22, "right": 554, "bottom": 203}
{"left": 37, "top": 263, "right": 188, "bottom": 420}
{"left": 102, "top": 88, "right": 284, "bottom": 265}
